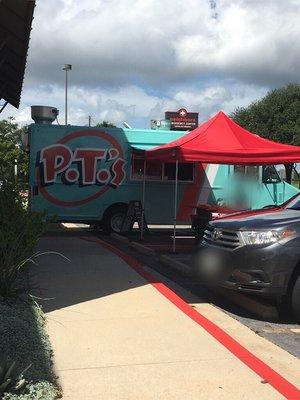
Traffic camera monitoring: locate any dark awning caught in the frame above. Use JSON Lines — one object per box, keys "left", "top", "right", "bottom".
{"left": 0, "top": 0, "right": 35, "bottom": 108}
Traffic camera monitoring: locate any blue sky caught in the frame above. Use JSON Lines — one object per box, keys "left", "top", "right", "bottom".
{"left": 1, "top": 0, "right": 300, "bottom": 128}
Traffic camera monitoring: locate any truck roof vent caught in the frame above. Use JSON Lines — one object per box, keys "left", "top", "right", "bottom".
{"left": 31, "top": 105, "right": 59, "bottom": 124}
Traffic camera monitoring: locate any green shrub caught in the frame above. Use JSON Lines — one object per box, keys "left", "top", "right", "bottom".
{"left": 3, "top": 381, "right": 59, "bottom": 400}
{"left": 0, "top": 184, "right": 58, "bottom": 399}
{"left": 0, "top": 278, "right": 59, "bottom": 400}
{"left": 0, "top": 184, "right": 46, "bottom": 297}
{"left": 0, "top": 356, "right": 31, "bottom": 395}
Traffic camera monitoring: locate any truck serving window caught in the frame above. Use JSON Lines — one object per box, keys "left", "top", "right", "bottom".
{"left": 131, "top": 155, "right": 194, "bottom": 182}
{"left": 262, "top": 165, "right": 281, "bottom": 184}
{"left": 131, "top": 157, "right": 144, "bottom": 180}
{"left": 131, "top": 156, "right": 162, "bottom": 181}
{"left": 145, "top": 162, "right": 163, "bottom": 180}
{"left": 163, "top": 163, "right": 194, "bottom": 181}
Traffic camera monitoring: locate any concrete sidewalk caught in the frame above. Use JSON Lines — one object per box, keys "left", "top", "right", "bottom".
{"left": 33, "top": 229, "right": 300, "bottom": 399}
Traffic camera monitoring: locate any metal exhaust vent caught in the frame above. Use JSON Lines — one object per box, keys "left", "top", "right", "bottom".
{"left": 31, "top": 106, "right": 59, "bottom": 124}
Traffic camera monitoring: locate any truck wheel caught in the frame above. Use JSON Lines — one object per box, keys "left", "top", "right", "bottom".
{"left": 103, "top": 204, "right": 128, "bottom": 234}
{"left": 291, "top": 274, "right": 300, "bottom": 323}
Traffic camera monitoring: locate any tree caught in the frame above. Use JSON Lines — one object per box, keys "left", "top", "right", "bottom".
{"left": 96, "top": 120, "right": 117, "bottom": 128}
{"left": 231, "top": 84, "right": 300, "bottom": 183}
{"left": 0, "top": 118, "right": 28, "bottom": 186}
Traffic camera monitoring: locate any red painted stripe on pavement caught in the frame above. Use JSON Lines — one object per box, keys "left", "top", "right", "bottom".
{"left": 81, "top": 236, "right": 300, "bottom": 400}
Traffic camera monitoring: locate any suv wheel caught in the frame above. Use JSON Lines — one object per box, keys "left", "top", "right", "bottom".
{"left": 103, "top": 205, "right": 128, "bottom": 234}
{"left": 291, "top": 274, "right": 300, "bottom": 323}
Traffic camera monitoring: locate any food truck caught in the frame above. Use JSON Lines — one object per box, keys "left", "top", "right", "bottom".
{"left": 27, "top": 107, "right": 299, "bottom": 233}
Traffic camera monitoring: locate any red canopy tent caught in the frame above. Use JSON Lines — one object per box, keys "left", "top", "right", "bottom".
{"left": 142, "top": 111, "right": 300, "bottom": 252}
{"left": 145, "top": 111, "right": 300, "bottom": 164}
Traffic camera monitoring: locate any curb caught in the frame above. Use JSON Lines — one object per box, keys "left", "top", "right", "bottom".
{"left": 130, "top": 241, "right": 156, "bottom": 256}
{"left": 110, "top": 233, "right": 130, "bottom": 243}
{"left": 159, "top": 254, "right": 193, "bottom": 276}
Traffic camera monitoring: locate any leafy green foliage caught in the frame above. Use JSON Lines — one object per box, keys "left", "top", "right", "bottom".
{"left": 0, "top": 142, "right": 58, "bottom": 398}
{"left": 0, "top": 356, "right": 31, "bottom": 395}
{"left": 0, "top": 184, "right": 46, "bottom": 297}
{"left": 231, "top": 84, "right": 300, "bottom": 145}
{"left": 96, "top": 120, "right": 117, "bottom": 128}
{"left": 0, "top": 118, "right": 28, "bottom": 187}
{"left": 231, "top": 84, "right": 300, "bottom": 183}
{"left": 0, "top": 276, "right": 59, "bottom": 400}
{"left": 3, "top": 382, "right": 58, "bottom": 400}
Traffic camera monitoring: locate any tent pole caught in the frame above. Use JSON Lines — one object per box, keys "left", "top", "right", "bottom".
{"left": 173, "top": 160, "right": 179, "bottom": 253}
{"left": 141, "top": 159, "right": 146, "bottom": 240}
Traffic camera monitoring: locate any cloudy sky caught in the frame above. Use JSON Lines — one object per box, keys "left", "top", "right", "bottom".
{"left": 2, "top": 0, "right": 300, "bottom": 127}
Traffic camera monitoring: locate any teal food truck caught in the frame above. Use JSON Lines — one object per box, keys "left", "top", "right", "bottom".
{"left": 27, "top": 107, "right": 299, "bottom": 233}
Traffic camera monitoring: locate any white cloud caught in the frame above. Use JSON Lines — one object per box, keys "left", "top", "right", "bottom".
{"left": 1, "top": 82, "right": 268, "bottom": 128}
{"left": 175, "top": 0, "right": 300, "bottom": 85}
{"left": 2, "top": 0, "right": 298, "bottom": 127}
{"left": 24, "top": 0, "right": 300, "bottom": 89}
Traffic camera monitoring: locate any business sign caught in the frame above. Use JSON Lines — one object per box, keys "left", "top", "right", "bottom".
{"left": 36, "top": 130, "right": 126, "bottom": 207}
{"left": 165, "top": 108, "right": 198, "bottom": 131}
{"left": 150, "top": 119, "right": 171, "bottom": 130}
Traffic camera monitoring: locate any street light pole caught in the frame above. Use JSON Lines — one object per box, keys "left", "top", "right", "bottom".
{"left": 62, "top": 64, "right": 72, "bottom": 125}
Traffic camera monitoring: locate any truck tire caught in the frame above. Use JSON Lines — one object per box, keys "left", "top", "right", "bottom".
{"left": 102, "top": 204, "right": 128, "bottom": 234}
{"left": 291, "top": 274, "right": 300, "bottom": 323}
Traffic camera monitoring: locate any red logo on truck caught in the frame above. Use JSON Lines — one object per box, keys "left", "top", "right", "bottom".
{"left": 36, "top": 130, "right": 126, "bottom": 207}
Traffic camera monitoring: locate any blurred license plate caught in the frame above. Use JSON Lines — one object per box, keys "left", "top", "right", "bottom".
{"left": 198, "top": 249, "right": 229, "bottom": 283}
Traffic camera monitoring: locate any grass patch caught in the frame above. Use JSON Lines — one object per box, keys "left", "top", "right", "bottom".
{"left": 0, "top": 275, "right": 60, "bottom": 400}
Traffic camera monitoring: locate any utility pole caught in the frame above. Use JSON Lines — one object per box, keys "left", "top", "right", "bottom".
{"left": 88, "top": 116, "right": 92, "bottom": 127}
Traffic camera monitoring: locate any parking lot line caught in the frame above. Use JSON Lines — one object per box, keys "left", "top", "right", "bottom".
{"left": 81, "top": 236, "right": 300, "bottom": 400}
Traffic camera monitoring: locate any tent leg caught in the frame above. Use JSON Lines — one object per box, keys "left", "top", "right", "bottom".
{"left": 141, "top": 159, "right": 146, "bottom": 241}
{"left": 173, "top": 160, "right": 179, "bottom": 253}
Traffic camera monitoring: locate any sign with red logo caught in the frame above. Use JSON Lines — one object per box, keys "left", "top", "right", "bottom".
{"left": 165, "top": 108, "right": 198, "bottom": 131}
{"left": 36, "top": 130, "right": 126, "bottom": 207}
